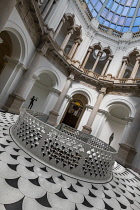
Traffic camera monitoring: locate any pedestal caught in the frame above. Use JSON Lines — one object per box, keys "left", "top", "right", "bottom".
{"left": 47, "top": 110, "right": 59, "bottom": 126}
{"left": 2, "top": 93, "right": 25, "bottom": 114}
{"left": 82, "top": 125, "right": 92, "bottom": 134}
{"left": 116, "top": 143, "right": 137, "bottom": 168}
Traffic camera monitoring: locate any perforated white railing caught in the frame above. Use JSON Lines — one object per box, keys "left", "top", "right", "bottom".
{"left": 11, "top": 109, "right": 117, "bottom": 183}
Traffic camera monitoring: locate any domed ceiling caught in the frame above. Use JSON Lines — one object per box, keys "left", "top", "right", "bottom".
{"left": 85, "top": 0, "right": 140, "bottom": 33}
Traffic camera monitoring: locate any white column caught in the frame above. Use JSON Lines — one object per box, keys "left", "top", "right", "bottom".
{"left": 53, "top": 17, "right": 65, "bottom": 40}
{"left": 82, "top": 87, "right": 106, "bottom": 134}
{"left": 101, "top": 55, "right": 113, "bottom": 76}
{"left": 68, "top": 38, "right": 81, "bottom": 59}
{"left": 74, "top": 35, "right": 91, "bottom": 62}
{"left": 117, "top": 108, "right": 140, "bottom": 167}
{"left": 118, "top": 57, "right": 129, "bottom": 78}
{"left": 61, "top": 28, "right": 73, "bottom": 51}
{"left": 91, "top": 51, "right": 103, "bottom": 72}
{"left": 81, "top": 48, "right": 92, "bottom": 68}
{"left": 130, "top": 55, "right": 140, "bottom": 79}
{"left": 14, "top": 53, "right": 40, "bottom": 99}
{"left": 106, "top": 49, "right": 124, "bottom": 77}
{"left": 47, "top": 72, "right": 75, "bottom": 126}
{"left": 0, "top": 0, "right": 16, "bottom": 32}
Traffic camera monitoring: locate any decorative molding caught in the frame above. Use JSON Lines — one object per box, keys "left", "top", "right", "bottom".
{"left": 65, "top": 95, "right": 73, "bottom": 101}
{"left": 85, "top": 104, "right": 93, "bottom": 110}
{"left": 32, "top": 74, "right": 40, "bottom": 81}
{"left": 98, "top": 109, "right": 130, "bottom": 124}
{"left": 52, "top": 88, "right": 61, "bottom": 95}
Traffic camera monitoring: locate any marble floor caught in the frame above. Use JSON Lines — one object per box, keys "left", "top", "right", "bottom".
{"left": 0, "top": 111, "right": 140, "bottom": 210}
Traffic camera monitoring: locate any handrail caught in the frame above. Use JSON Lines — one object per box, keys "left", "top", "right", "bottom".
{"left": 57, "top": 123, "right": 116, "bottom": 152}
{"left": 11, "top": 109, "right": 117, "bottom": 183}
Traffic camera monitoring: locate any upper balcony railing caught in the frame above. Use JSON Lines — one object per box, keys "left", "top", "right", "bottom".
{"left": 11, "top": 109, "right": 117, "bottom": 183}
{"left": 133, "top": 31, "right": 140, "bottom": 38}
{"left": 98, "top": 24, "right": 123, "bottom": 38}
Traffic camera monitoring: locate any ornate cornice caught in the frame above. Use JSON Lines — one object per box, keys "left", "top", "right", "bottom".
{"left": 98, "top": 109, "right": 134, "bottom": 123}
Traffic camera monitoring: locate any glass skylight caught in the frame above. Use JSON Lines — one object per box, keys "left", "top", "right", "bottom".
{"left": 85, "top": 0, "right": 140, "bottom": 33}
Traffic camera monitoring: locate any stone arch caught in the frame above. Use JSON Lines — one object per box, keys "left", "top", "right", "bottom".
{"left": 61, "top": 92, "right": 88, "bottom": 129}
{"left": 0, "top": 26, "right": 26, "bottom": 105}
{"left": 4, "top": 23, "right": 27, "bottom": 63}
{"left": 121, "top": 49, "right": 140, "bottom": 78}
{"left": 83, "top": 42, "right": 112, "bottom": 74}
{"left": 103, "top": 46, "right": 113, "bottom": 55}
{"left": 68, "top": 87, "right": 94, "bottom": 105}
{"left": 127, "top": 48, "right": 140, "bottom": 58}
{"left": 102, "top": 98, "right": 135, "bottom": 118}
{"left": 34, "top": 67, "right": 62, "bottom": 90}
{"left": 91, "top": 42, "right": 102, "bottom": 51}
{"left": 97, "top": 98, "right": 135, "bottom": 150}
{"left": 23, "top": 70, "right": 59, "bottom": 113}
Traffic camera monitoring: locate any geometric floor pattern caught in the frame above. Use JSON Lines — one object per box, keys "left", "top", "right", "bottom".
{"left": 0, "top": 111, "right": 140, "bottom": 210}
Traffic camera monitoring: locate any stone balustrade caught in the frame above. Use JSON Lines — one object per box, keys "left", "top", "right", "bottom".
{"left": 11, "top": 109, "right": 117, "bottom": 183}
{"left": 98, "top": 24, "right": 109, "bottom": 33}
{"left": 133, "top": 31, "right": 140, "bottom": 38}
{"left": 98, "top": 24, "right": 123, "bottom": 38}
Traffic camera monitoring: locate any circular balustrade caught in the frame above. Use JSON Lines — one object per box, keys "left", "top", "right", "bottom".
{"left": 10, "top": 109, "right": 117, "bottom": 183}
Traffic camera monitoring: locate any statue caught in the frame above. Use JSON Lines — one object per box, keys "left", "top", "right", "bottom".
{"left": 28, "top": 96, "right": 38, "bottom": 109}
{"left": 109, "top": 133, "right": 114, "bottom": 146}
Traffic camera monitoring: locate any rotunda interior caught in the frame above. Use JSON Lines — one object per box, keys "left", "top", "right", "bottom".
{"left": 0, "top": 0, "right": 140, "bottom": 209}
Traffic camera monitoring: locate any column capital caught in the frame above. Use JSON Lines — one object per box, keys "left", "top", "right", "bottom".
{"left": 97, "top": 50, "right": 104, "bottom": 57}
{"left": 67, "top": 72, "right": 75, "bottom": 81}
{"left": 136, "top": 56, "right": 140, "bottom": 61}
{"left": 85, "top": 104, "right": 93, "bottom": 110}
{"left": 108, "top": 55, "right": 113, "bottom": 61}
{"left": 32, "top": 74, "right": 40, "bottom": 81}
{"left": 99, "top": 87, "right": 107, "bottom": 95}
{"left": 67, "top": 27, "right": 74, "bottom": 34}
{"left": 51, "top": 88, "right": 61, "bottom": 95}
{"left": 122, "top": 56, "right": 129, "bottom": 64}
{"left": 65, "top": 95, "right": 73, "bottom": 101}
{"left": 75, "top": 37, "right": 82, "bottom": 44}
{"left": 88, "top": 47, "right": 93, "bottom": 53}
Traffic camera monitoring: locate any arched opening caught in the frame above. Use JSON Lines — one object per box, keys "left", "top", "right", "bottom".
{"left": 123, "top": 51, "right": 140, "bottom": 78}
{"left": 61, "top": 94, "right": 88, "bottom": 128}
{"left": 82, "top": 44, "right": 112, "bottom": 75}
{"left": 64, "top": 26, "right": 81, "bottom": 56}
{"left": 98, "top": 103, "right": 130, "bottom": 150}
{"left": 0, "top": 31, "right": 12, "bottom": 75}
{"left": 84, "top": 45, "right": 101, "bottom": 71}
{"left": 55, "top": 15, "right": 74, "bottom": 47}
{"left": 23, "top": 72, "right": 56, "bottom": 113}
{"left": 0, "top": 29, "right": 22, "bottom": 106}
{"left": 123, "top": 68, "right": 131, "bottom": 78}
{"left": 93, "top": 48, "right": 111, "bottom": 75}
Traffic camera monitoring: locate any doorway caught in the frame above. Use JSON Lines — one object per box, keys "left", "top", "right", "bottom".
{"left": 61, "top": 94, "right": 88, "bottom": 128}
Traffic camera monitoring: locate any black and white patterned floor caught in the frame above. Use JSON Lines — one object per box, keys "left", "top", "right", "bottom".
{"left": 0, "top": 111, "right": 140, "bottom": 210}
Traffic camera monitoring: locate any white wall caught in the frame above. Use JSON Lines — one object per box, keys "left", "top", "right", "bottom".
{"left": 98, "top": 117, "right": 126, "bottom": 151}
{"left": 23, "top": 83, "right": 50, "bottom": 113}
